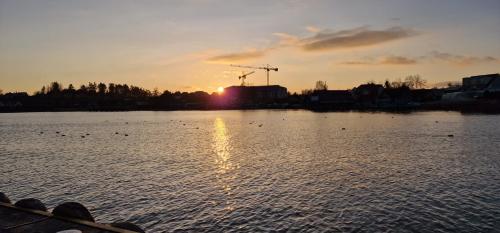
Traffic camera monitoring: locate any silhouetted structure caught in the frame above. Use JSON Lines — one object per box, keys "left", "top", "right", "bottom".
{"left": 1, "top": 74, "right": 499, "bottom": 112}
{"left": 308, "top": 90, "right": 354, "bottom": 110}
{"left": 219, "top": 85, "right": 288, "bottom": 107}
{"left": 352, "top": 83, "right": 385, "bottom": 107}
{"left": 462, "top": 73, "right": 500, "bottom": 92}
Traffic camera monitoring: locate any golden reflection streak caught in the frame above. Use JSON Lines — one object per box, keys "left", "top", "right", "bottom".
{"left": 213, "top": 117, "right": 235, "bottom": 174}
{"left": 212, "top": 117, "right": 238, "bottom": 211}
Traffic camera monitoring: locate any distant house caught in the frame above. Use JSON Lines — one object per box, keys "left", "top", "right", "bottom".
{"left": 462, "top": 73, "right": 500, "bottom": 92}
{"left": 221, "top": 85, "right": 288, "bottom": 107}
{"left": 443, "top": 73, "right": 500, "bottom": 101}
{"left": 352, "top": 84, "right": 384, "bottom": 106}
{"left": 308, "top": 90, "right": 354, "bottom": 109}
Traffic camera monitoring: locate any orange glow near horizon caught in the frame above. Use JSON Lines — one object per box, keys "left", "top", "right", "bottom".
{"left": 0, "top": 1, "right": 499, "bottom": 94}
{"left": 217, "top": 87, "right": 224, "bottom": 94}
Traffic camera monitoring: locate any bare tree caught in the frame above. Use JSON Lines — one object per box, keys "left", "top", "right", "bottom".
{"left": 391, "top": 78, "right": 404, "bottom": 88}
{"left": 301, "top": 89, "right": 314, "bottom": 95}
{"left": 404, "top": 75, "right": 427, "bottom": 89}
{"left": 315, "top": 80, "right": 328, "bottom": 91}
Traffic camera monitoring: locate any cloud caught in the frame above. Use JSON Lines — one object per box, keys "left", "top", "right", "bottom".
{"left": 380, "top": 56, "right": 417, "bottom": 65}
{"left": 429, "top": 51, "right": 498, "bottom": 66}
{"left": 272, "top": 32, "right": 300, "bottom": 46}
{"left": 339, "top": 52, "right": 498, "bottom": 66}
{"left": 205, "top": 49, "right": 267, "bottom": 64}
{"left": 305, "top": 26, "right": 321, "bottom": 33}
{"left": 204, "top": 26, "right": 419, "bottom": 64}
{"left": 298, "top": 26, "right": 418, "bottom": 51}
{"left": 340, "top": 55, "right": 417, "bottom": 65}
{"left": 340, "top": 60, "right": 373, "bottom": 65}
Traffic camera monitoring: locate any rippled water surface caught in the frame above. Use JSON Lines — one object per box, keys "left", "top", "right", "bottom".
{"left": 1, "top": 111, "right": 500, "bottom": 232}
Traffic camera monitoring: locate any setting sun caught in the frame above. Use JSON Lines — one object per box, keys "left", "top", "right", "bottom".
{"left": 217, "top": 86, "right": 224, "bottom": 94}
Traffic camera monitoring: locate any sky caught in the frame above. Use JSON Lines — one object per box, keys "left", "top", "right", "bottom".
{"left": 1, "top": 0, "right": 499, "bottom": 94}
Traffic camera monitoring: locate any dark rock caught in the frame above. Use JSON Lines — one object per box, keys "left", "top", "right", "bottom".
{"left": 110, "top": 222, "right": 145, "bottom": 233}
{"left": 0, "top": 192, "right": 11, "bottom": 204}
{"left": 447, "top": 134, "right": 454, "bottom": 137}
{"left": 342, "top": 128, "right": 346, "bottom": 130}
{"left": 52, "top": 202, "right": 94, "bottom": 222}
{"left": 14, "top": 198, "right": 47, "bottom": 211}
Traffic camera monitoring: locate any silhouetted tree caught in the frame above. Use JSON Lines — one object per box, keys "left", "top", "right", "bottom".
{"left": 161, "top": 90, "right": 172, "bottom": 96}
{"left": 384, "top": 80, "right": 392, "bottom": 89}
{"left": 87, "top": 82, "right": 97, "bottom": 94}
{"left": 108, "top": 83, "right": 116, "bottom": 95}
{"left": 48, "top": 82, "right": 62, "bottom": 94}
{"left": 301, "top": 89, "right": 314, "bottom": 95}
{"left": 97, "top": 83, "right": 107, "bottom": 95}
{"left": 315, "top": 81, "right": 328, "bottom": 91}
{"left": 391, "top": 78, "right": 405, "bottom": 88}
{"left": 78, "top": 85, "right": 87, "bottom": 94}
{"left": 405, "top": 75, "right": 427, "bottom": 89}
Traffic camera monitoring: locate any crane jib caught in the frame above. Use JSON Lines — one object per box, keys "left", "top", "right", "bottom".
{"left": 230, "top": 64, "right": 278, "bottom": 86}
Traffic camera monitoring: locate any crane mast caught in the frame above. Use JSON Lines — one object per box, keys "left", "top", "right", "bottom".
{"left": 230, "top": 64, "right": 278, "bottom": 86}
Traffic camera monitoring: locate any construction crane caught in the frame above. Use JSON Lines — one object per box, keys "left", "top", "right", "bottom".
{"left": 230, "top": 64, "right": 278, "bottom": 86}
{"left": 238, "top": 71, "right": 255, "bottom": 86}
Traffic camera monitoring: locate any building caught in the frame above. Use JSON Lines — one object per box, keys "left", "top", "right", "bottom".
{"left": 221, "top": 85, "right": 288, "bottom": 107}
{"left": 308, "top": 90, "right": 354, "bottom": 109}
{"left": 462, "top": 73, "right": 500, "bottom": 92}
{"left": 442, "top": 73, "right": 500, "bottom": 101}
{"left": 352, "top": 84, "right": 385, "bottom": 106}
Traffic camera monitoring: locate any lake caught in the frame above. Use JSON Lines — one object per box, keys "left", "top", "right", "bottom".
{"left": 1, "top": 111, "right": 499, "bottom": 232}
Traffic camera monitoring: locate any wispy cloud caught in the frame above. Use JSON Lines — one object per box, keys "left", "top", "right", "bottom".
{"left": 340, "top": 55, "right": 417, "bottom": 65}
{"left": 276, "top": 26, "right": 419, "bottom": 52}
{"left": 205, "top": 49, "right": 267, "bottom": 64}
{"left": 380, "top": 56, "right": 417, "bottom": 65}
{"left": 204, "top": 26, "right": 420, "bottom": 63}
{"left": 339, "top": 52, "right": 498, "bottom": 66}
{"left": 429, "top": 51, "right": 498, "bottom": 66}
{"left": 305, "top": 26, "right": 321, "bottom": 33}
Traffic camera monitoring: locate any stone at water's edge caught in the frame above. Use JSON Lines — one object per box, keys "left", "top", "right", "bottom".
{"left": 53, "top": 202, "right": 95, "bottom": 222}
{"left": 14, "top": 198, "right": 47, "bottom": 211}
{"left": 0, "top": 193, "right": 11, "bottom": 204}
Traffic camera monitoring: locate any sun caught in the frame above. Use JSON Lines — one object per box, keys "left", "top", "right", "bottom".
{"left": 217, "top": 86, "right": 224, "bottom": 94}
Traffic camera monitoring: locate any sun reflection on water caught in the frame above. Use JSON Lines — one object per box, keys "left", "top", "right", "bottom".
{"left": 213, "top": 117, "right": 237, "bottom": 174}
{"left": 212, "top": 117, "right": 239, "bottom": 211}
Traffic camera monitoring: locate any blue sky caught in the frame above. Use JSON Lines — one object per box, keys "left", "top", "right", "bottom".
{"left": 1, "top": 0, "right": 499, "bottom": 93}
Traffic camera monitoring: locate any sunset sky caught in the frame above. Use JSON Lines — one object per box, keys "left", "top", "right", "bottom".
{"left": 1, "top": 0, "right": 499, "bottom": 94}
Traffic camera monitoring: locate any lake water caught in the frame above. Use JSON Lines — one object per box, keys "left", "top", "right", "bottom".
{"left": 1, "top": 111, "right": 500, "bottom": 232}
